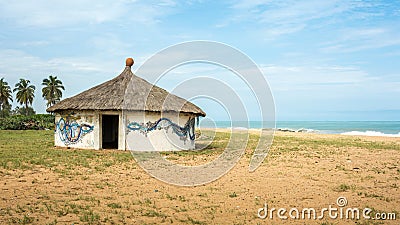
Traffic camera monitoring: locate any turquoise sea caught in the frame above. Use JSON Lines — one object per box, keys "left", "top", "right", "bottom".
{"left": 199, "top": 121, "right": 400, "bottom": 137}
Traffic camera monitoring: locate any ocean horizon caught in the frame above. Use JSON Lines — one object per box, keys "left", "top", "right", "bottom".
{"left": 199, "top": 120, "right": 400, "bottom": 137}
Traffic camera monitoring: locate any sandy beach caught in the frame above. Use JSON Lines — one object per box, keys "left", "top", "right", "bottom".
{"left": 0, "top": 130, "right": 399, "bottom": 224}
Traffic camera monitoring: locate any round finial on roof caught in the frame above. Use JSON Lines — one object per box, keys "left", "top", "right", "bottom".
{"left": 126, "top": 58, "right": 134, "bottom": 67}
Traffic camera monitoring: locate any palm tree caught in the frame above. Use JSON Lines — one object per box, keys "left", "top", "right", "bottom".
{"left": 0, "top": 78, "right": 13, "bottom": 116}
{"left": 42, "top": 75, "right": 65, "bottom": 107}
{"left": 13, "top": 78, "right": 36, "bottom": 115}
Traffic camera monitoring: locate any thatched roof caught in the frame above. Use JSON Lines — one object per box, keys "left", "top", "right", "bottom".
{"left": 47, "top": 61, "right": 206, "bottom": 116}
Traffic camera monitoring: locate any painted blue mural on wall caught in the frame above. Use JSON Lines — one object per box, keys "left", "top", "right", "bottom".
{"left": 56, "top": 117, "right": 94, "bottom": 145}
{"left": 127, "top": 117, "right": 196, "bottom": 141}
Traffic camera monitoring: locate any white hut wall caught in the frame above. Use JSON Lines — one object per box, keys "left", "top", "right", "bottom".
{"left": 125, "top": 111, "right": 195, "bottom": 151}
{"left": 54, "top": 111, "right": 98, "bottom": 149}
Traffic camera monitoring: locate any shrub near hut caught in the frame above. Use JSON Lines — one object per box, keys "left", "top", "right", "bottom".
{"left": 0, "top": 114, "right": 54, "bottom": 130}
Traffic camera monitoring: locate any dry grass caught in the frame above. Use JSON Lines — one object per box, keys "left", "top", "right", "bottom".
{"left": 0, "top": 130, "right": 399, "bottom": 224}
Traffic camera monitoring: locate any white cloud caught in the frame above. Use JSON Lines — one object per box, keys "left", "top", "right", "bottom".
{"left": 0, "top": 49, "right": 125, "bottom": 113}
{"left": 0, "top": 0, "right": 123, "bottom": 27}
{"left": 91, "top": 34, "right": 134, "bottom": 57}
{"left": 158, "top": 0, "right": 177, "bottom": 7}
{"left": 259, "top": 63, "right": 400, "bottom": 120}
{"left": 320, "top": 27, "right": 400, "bottom": 53}
{"left": 0, "top": 49, "right": 118, "bottom": 76}
{"left": 0, "top": 0, "right": 175, "bottom": 27}
{"left": 262, "top": 64, "right": 373, "bottom": 91}
{"left": 262, "top": 24, "right": 305, "bottom": 40}
{"left": 20, "top": 41, "right": 50, "bottom": 47}
{"left": 226, "top": 0, "right": 387, "bottom": 38}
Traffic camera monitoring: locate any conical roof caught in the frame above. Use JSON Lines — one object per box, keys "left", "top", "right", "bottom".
{"left": 47, "top": 60, "right": 206, "bottom": 116}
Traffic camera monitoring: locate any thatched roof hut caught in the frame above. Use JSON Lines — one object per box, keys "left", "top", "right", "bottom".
{"left": 49, "top": 58, "right": 205, "bottom": 151}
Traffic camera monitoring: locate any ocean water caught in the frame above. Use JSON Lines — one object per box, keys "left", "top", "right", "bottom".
{"left": 198, "top": 121, "right": 400, "bottom": 137}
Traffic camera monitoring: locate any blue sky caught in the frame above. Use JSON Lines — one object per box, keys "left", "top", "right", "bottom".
{"left": 0, "top": 0, "right": 399, "bottom": 121}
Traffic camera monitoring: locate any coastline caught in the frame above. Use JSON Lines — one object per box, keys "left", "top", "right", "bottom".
{"left": 201, "top": 127, "right": 400, "bottom": 143}
{"left": 198, "top": 121, "right": 400, "bottom": 137}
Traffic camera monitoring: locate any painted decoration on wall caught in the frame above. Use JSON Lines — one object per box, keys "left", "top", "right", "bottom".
{"left": 127, "top": 117, "right": 196, "bottom": 141}
{"left": 56, "top": 117, "right": 94, "bottom": 145}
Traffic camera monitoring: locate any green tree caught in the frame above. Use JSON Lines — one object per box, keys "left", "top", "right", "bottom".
{"left": 11, "top": 106, "right": 36, "bottom": 116}
{"left": 0, "top": 78, "right": 13, "bottom": 118}
{"left": 0, "top": 101, "right": 12, "bottom": 117}
{"left": 13, "top": 78, "right": 36, "bottom": 116}
{"left": 41, "top": 75, "right": 65, "bottom": 107}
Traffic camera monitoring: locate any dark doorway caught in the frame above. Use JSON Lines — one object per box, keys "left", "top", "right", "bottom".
{"left": 102, "top": 115, "right": 119, "bottom": 149}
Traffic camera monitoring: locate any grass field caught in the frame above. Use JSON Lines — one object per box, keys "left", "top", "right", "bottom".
{"left": 0, "top": 130, "right": 399, "bottom": 224}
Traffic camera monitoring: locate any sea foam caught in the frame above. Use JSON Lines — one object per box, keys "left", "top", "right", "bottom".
{"left": 341, "top": 131, "right": 400, "bottom": 137}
